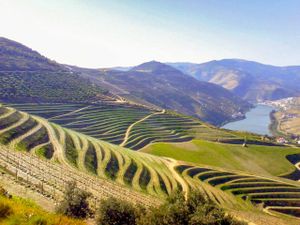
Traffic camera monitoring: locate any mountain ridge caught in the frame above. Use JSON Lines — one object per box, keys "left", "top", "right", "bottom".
{"left": 76, "top": 61, "right": 251, "bottom": 125}
{"left": 169, "top": 59, "right": 300, "bottom": 102}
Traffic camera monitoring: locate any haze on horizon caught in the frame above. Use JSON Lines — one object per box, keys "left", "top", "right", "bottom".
{"left": 1, "top": 0, "right": 299, "bottom": 68}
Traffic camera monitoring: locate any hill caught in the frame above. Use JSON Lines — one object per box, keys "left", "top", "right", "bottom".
{"left": 1, "top": 104, "right": 300, "bottom": 224}
{"left": 0, "top": 37, "right": 118, "bottom": 103}
{"left": 76, "top": 61, "right": 251, "bottom": 125}
{"left": 169, "top": 59, "right": 300, "bottom": 102}
{"left": 6, "top": 102, "right": 260, "bottom": 150}
{"left": 0, "top": 37, "right": 65, "bottom": 71}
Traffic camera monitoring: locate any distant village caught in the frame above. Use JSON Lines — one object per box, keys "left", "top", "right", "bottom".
{"left": 262, "top": 97, "right": 300, "bottom": 146}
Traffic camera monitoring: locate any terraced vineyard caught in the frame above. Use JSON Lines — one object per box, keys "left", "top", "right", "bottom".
{"left": 0, "top": 105, "right": 185, "bottom": 198}
{"left": 7, "top": 103, "right": 207, "bottom": 149}
{"left": 0, "top": 104, "right": 300, "bottom": 221}
{"left": 176, "top": 164, "right": 300, "bottom": 218}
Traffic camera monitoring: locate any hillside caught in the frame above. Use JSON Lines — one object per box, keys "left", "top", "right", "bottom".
{"left": 0, "top": 105, "right": 300, "bottom": 224}
{"left": 267, "top": 97, "right": 300, "bottom": 137}
{"left": 6, "top": 102, "right": 247, "bottom": 150}
{"left": 0, "top": 37, "right": 117, "bottom": 103}
{"left": 0, "top": 190, "right": 84, "bottom": 224}
{"left": 0, "top": 37, "right": 65, "bottom": 71}
{"left": 76, "top": 61, "right": 251, "bottom": 125}
{"left": 169, "top": 59, "right": 300, "bottom": 102}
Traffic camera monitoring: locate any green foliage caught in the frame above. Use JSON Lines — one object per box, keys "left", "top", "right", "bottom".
{"left": 0, "top": 195, "right": 85, "bottom": 224}
{"left": 139, "top": 190, "right": 246, "bottom": 225}
{"left": 0, "top": 72, "right": 105, "bottom": 103}
{"left": 56, "top": 181, "right": 92, "bottom": 219}
{"left": 96, "top": 191, "right": 246, "bottom": 225}
{"left": 0, "top": 202, "right": 13, "bottom": 219}
{"left": 104, "top": 152, "right": 119, "bottom": 180}
{"left": 97, "top": 197, "right": 141, "bottom": 225}
{"left": 65, "top": 134, "right": 78, "bottom": 166}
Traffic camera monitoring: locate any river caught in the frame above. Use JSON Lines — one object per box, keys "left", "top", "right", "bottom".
{"left": 222, "top": 104, "right": 275, "bottom": 135}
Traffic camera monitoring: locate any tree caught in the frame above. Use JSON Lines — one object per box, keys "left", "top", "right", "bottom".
{"left": 137, "top": 190, "right": 246, "bottom": 225}
{"left": 96, "top": 190, "right": 247, "bottom": 225}
{"left": 56, "top": 181, "right": 92, "bottom": 219}
{"left": 96, "top": 197, "right": 142, "bottom": 225}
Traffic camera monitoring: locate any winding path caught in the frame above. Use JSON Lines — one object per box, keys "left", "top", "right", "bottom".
{"left": 165, "top": 158, "right": 189, "bottom": 198}
{"left": 120, "top": 109, "right": 165, "bottom": 147}
{"left": 48, "top": 105, "right": 91, "bottom": 120}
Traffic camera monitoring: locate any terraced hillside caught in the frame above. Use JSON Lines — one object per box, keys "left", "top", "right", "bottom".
{"left": 176, "top": 164, "right": 300, "bottom": 218}
{"left": 0, "top": 105, "right": 300, "bottom": 222}
{"left": 7, "top": 103, "right": 209, "bottom": 149}
{"left": 0, "top": 105, "right": 185, "bottom": 198}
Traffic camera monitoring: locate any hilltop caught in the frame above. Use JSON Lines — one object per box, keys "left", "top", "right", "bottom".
{"left": 0, "top": 37, "right": 117, "bottom": 103}
{"left": 0, "top": 37, "right": 65, "bottom": 71}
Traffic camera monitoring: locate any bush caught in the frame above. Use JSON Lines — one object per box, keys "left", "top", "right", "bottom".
{"left": 96, "top": 190, "right": 247, "bottom": 225}
{"left": 0, "top": 202, "right": 12, "bottom": 219}
{"left": 138, "top": 190, "right": 247, "bottom": 225}
{"left": 56, "top": 181, "right": 92, "bottom": 219}
{"left": 96, "top": 197, "right": 142, "bottom": 225}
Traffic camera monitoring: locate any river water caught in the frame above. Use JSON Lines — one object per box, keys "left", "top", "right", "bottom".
{"left": 222, "top": 104, "right": 275, "bottom": 135}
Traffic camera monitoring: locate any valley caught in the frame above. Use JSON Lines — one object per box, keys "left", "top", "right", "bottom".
{"left": 0, "top": 36, "right": 300, "bottom": 224}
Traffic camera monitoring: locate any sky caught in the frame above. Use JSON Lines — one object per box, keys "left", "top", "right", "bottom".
{"left": 0, "top": 0, "right": 300, "bottom": 68}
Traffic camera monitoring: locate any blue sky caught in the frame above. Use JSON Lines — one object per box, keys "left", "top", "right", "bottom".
{"left": 1, "top": 0, "right": 299, "bottom": 67}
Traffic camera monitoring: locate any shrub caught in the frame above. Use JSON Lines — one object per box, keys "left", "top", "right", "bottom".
{"left": 96, "top": 190, "right": 247, "bottom": 225}
{"left": 56, "top": 181, "right": 92, "bottom": 219}
{"left": 96, "top": 197, "right": 141, "bottom": 225}
{"left": 138, "top": 190, "right": 247, "bottom": 225}
{"left": 0, "top": 202, "right": 12, "bottom": 219}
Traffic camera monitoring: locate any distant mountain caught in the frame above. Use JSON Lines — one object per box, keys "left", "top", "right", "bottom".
{"left": 77, "top": 61, "right": 251, "bottom": 125}
{"left": 0, "top": 37, "right": 115, "bottom": 103}
{"left": 169, "top": 59, "right": 300, "bottom": 102}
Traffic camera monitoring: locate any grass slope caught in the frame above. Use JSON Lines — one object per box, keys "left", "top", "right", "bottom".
{"left": 141, "top": 139, "right": 300, "bottom": 177}
{"left": 0, "top": 195, "right": 84, "bottom": 225}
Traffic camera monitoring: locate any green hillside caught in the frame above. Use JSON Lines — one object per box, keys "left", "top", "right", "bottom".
{"left": 142, "top": 140, "right": 300, "bottom": 177}
{"left": 6, "top": 102, "right": 253, "bottom": 150}
{"left": 0, "top": 37, "right": 118, "bottom": 104}
{"left": 0, "top": 193, "right": 84, "bottom": 225}
{"left": 0, "top": 104, "right": 300, "bottom": 223}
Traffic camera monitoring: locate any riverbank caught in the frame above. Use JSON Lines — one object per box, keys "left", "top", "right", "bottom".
{"left": 222, "top": 104, "right": 274, "bottom": 135}
{"left": 263, "top": 97, "right": 300, "bottom": 137}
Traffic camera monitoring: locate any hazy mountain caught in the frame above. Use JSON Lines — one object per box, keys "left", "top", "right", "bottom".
{"left": 77, "top": 61, "right": 251, "bottom": 125}
{"left": 0, "top": 37, "right": 115, "bottom": 103}
{"left": 169, "top": 59, "right": 300, "bottom": 102}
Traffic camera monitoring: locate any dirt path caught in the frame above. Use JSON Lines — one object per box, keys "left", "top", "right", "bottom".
{"left": 120, "top": 109, "right": 165, "bottom": 147}
{"left": 49, "top": 105, "right": 91, "bottom": 120}
{"left": 33, "top": 116, "right": 67, "bottom": 165}
{"left": 165, "top": 158, "right": 189, "bottom": 198}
